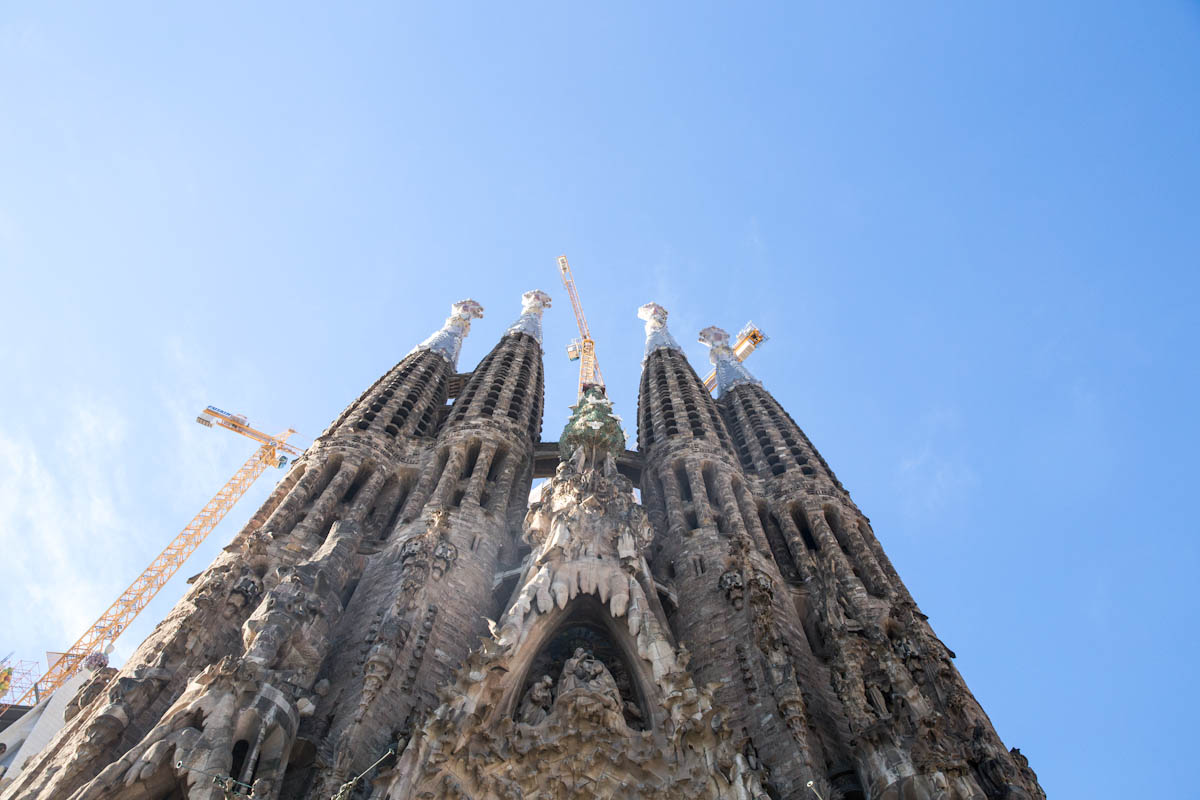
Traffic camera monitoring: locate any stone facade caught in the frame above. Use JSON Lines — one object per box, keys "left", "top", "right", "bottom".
{"left": 0, "top": 292, "right": 1044, "bottom": 800}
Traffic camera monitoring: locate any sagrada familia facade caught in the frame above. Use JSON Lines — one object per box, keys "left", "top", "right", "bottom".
{"left": 1, "top": 290, "right": 1044, "bottom": 799}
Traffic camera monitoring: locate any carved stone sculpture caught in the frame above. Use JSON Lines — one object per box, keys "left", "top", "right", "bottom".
{"left": 2, "top": 295, "right": 1043, "bottom": 800}
{"left": 516, "top": 675, "right": 554, "bottom": 726}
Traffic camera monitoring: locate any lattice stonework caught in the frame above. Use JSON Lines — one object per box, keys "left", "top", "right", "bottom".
{"left": 1, "top": 291, "right": 1045, "bottom": 800}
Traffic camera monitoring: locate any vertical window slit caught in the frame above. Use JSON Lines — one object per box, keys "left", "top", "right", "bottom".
{"left": 760, "top": 505, "right": 801, "bottom": 585}
{"left": 462, "top": 440, "right": 482, "bottom": 480}
{"left": 791, "top": 504, "right": 819, "bottom": 552}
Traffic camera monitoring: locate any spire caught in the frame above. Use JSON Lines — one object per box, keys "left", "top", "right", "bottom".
{"left": 505, "top": 289, "right": 552, "bottom": 345}
{"left": 637, "top": 302, "right": 682, "bottom": 361}
{"left": 698, "top": 325, "right": 761, "bottom": 397}
{"left": 411, "top": 299, "right": 485, "bottom": 369}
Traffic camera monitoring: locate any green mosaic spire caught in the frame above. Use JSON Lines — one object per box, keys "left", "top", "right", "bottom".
{"left": 559, "top": 386, "right": 627, "bottom": 462}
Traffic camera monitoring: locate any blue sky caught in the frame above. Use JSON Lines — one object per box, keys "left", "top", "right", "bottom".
{"left": 1, "top": 2, "right": 1197, "bottom": 796}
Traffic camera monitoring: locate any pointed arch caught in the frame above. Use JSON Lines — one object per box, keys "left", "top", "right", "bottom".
{"left": 493, "top": 595, "right": 665, "bottom": 730}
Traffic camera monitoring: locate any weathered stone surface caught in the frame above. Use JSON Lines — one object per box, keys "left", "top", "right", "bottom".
{"left": 376, "top": 422, "right": 767, "bottom": 800}
{"left": 1, "top": 294, "right": 1042, "bottom": 800}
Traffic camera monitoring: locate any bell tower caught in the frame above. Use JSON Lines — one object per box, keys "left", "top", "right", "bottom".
{"left": 376, "top": 386, "right": 767, "bottom": 799}
{"left": 309, "top": 290, "right": 551, "bottom": 796}
{"left": 636, "top": 304, "right": 823, "bottom": 796}
{"left": 699, "top": 321, "right": 1044, "bottom": 800}
{"left": 2, "top": 283, "right": 1044, "bottom": 800}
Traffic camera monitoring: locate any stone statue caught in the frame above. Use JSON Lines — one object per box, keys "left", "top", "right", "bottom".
{"left": 553, "top": 648, "right": 628, "bottom": 731}
{"left": 517, "top": 675, "right": 554, "bottom": 726}
{"left": 557, "top": 648, "right": 621, "bottom": 703}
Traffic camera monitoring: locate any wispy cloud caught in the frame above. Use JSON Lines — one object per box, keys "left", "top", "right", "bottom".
{"left": 746, "top": 216, "right": 766, "bottom": 254}
{"left": 0, "top": 399, "right": 133, "bottom": 667}
{"left": 0, "top": 336, "right": 275, "bottom": 672}
{"left": 896, "top": 404, "right": 977, "bottom": 520}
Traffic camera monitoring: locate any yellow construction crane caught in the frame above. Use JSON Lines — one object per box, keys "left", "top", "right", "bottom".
{"left": 0, "top": 656, "right": 38, "bottom": 707}
{"left": 0, "top": 407, "right": 301, "bottom": 715}
{"left": 558, "top": 255, "right": 605, "bottom": 396}
{"left": 702, "top": 322, "right": 768, "bottom": 393}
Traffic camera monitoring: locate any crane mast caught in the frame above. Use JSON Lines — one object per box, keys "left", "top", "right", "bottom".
{"left": 558, "top": 255, "right": 605, "bottom": 395}
{"left": 557, "top": 254, "right": 764, "bottom": 395}
{"left": 0, "top": 408, "right": 302, "bottom": 716}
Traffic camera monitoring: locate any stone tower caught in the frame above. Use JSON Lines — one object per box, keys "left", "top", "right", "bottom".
{"left": 1, "top": 292, "right": 1044, "bottom": 800}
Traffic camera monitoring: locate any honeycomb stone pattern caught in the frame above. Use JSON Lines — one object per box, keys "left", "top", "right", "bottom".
{"left": 0, "top": 295, "right": 1043, "bottom": 800}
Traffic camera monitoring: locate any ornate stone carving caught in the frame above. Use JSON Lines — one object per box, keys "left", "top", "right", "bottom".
{"left": 410, "top": 299, "right": 485, "bottom": 368}
{"left": 719, "top": 569, "right": 745, "bottom": 609}
{"left": 430, "top": 539, "right": 457, "bottom": 580}
{"left": 504, "top": 289, "right": 552, "bottom": 344}
{"left": 5, "top": 291, "right": 1044, "bottom": 800}
{"left": 356, "top": 610, "right": 411, "bottom": 722}
{"left": 36, "top": 526, "right": 360, "bottom": 800}
{"left": 638, "top": 302, "right": 683, "bottom": 360}
{"left": 734, "top": 645, "right": 759, "bottom": 705}
{"left": 397, "top": 605, "right": 438, "bottom": 698}
{"left": 374, "top": 396, "right": 770, "bottom": 800}
{"left": 62, "top": 667, "right": 118, "bottom": 723}
{"left": 516, "top": 675, "right": 554, "bottom": 726}
{"left": 698, "top": 325, "right": 761, "bottom": 397}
